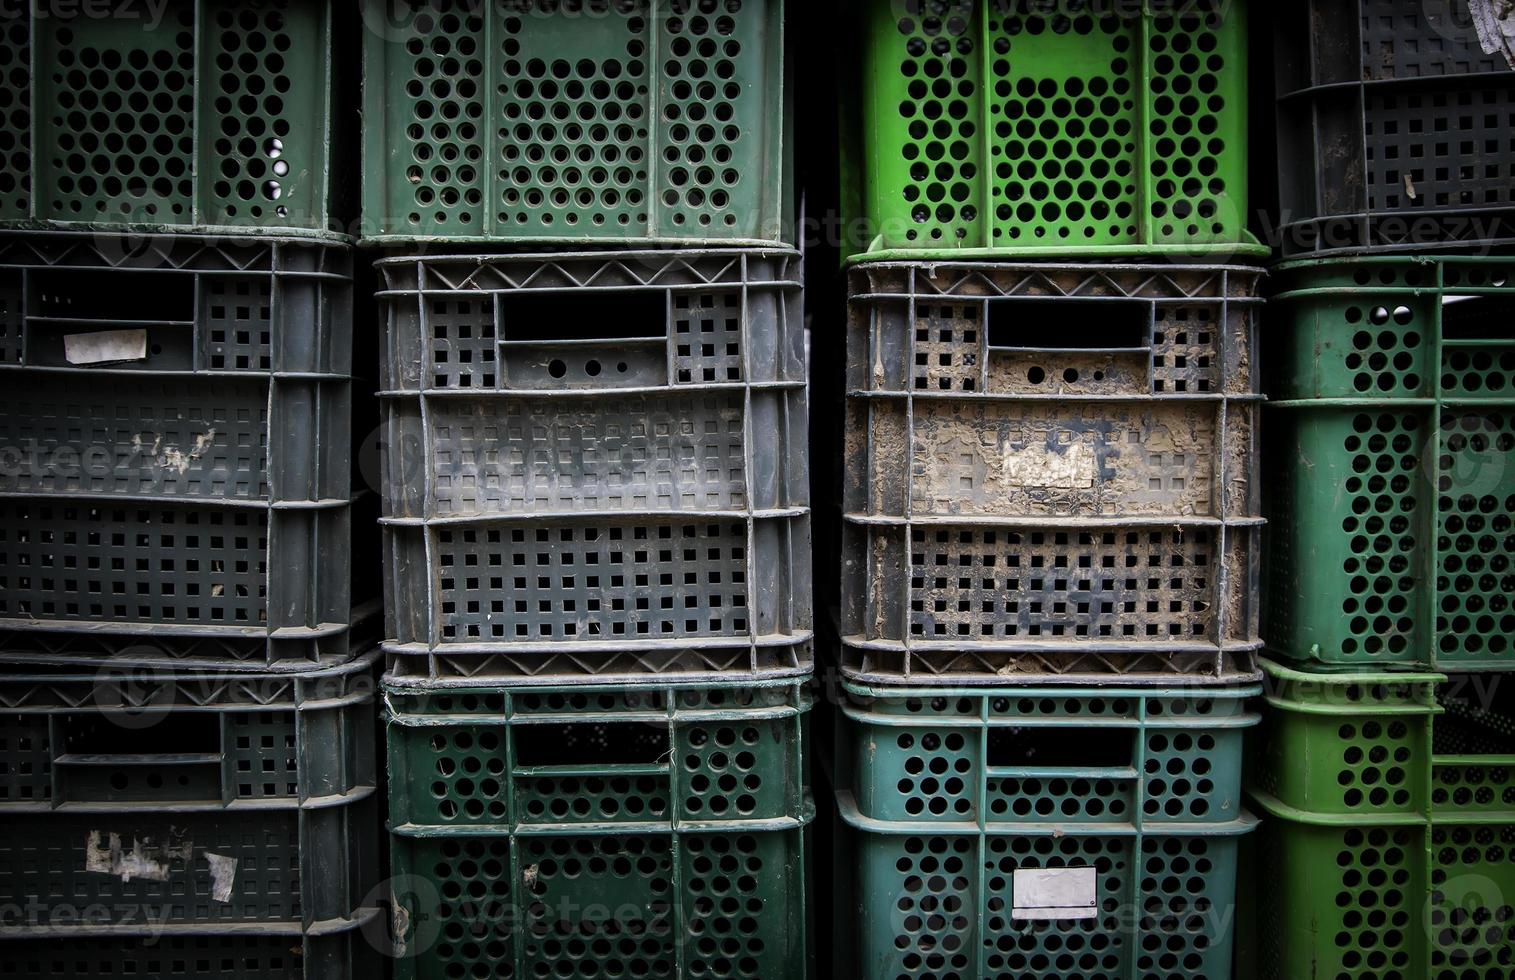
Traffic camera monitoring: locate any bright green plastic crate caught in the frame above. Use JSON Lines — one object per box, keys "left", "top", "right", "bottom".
{"left": 360, "top": 0, "right": 791, "bottom": 245}
{"left": 843, "top": 0, "right": 1261, "bottom": 260}
{"left": 1246, "top": 659, "right": 1515, "bottom": 979}
{"left": 385, "top": 677, "right": 813, "bottom": 979}
{"left": 0, "top": 0, "right": 343, "bottom": 238}
{"left": 1266, "top": 256, "right": 1515, "bottom": 671}
{"left": 834, "top": 682, "right": 1258, "bottom": 978}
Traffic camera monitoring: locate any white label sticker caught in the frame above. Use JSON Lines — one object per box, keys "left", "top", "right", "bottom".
{"left": 1013, "top": 867, "right": 1097, "bottom": 920}
{"left": 64, "top": 329, "right": 148, "bottom": 365}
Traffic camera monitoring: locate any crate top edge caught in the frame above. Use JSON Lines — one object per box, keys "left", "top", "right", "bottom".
{"left": 362, "top": 236, "right": 798, "bottom": 250}
{"left": 380, "top": 668, "right": 813, "bottom": 699}
{"left": 835, "top": 789, "right": 1262, "bottom": 838}
{"left": 0, "top": 223, "right": 354, "bottom": 247}
{"left": 845, "top": 241, "right": 1272, "bottom": 267}
{"left": 372, "top": 246, "right": 803, "bottom": 266}
{"left": 1244, "top": 787, "right": 1515, "bottom": 831}
{"left": 839, "top": 676, "right": 1262, "bottom": 702}
{"left": 0, "top": 647, "right": 381, "bottom": 692}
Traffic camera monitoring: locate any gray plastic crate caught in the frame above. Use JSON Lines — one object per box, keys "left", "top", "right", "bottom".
{"left": 0, "top": 232, "right": 358, "bottom": 669}
{"left": 0, "top": 648, "right": 382, "bottom": 979}
{"left": 842, "top": 261, "right": 1264, "bottom": 683}
{"left": 377, "top": 249, "right": 811, "bottom": 683}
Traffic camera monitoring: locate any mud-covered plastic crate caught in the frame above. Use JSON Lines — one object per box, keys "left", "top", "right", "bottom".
{"left": 0, "top": 0, "right": 348, "bottom": 239}
{"left": 841, "top": 0, "right": 1261, "bottom": 260}
{"left": 842, "top": 260, "right": 1264, "bottom": 683}
{"left": 377, "top": 249, "right": 811, "bottom": 683}
{"left": 1274, "top": 0, "right": 1515, "bottom": 257}
{"left": 384, "top": 676, "right": 813, "bottom": 979}
{"left": 1246, "top": 659, "right": 1515, "bottom": 979}
{"left": 0, "top": 648, "right": 383, "bottom": 979}
{"left": 833, "top": 680, "right": 1259, "bottom": 978}
{"left": 0, "top": 233, "right": 360, "bottom": 669}
{"left": 359, "top": 0, "right": 791, "bottom": 246}
{"left": 1266, "top": 256, "right": 1515, "bottom": 671}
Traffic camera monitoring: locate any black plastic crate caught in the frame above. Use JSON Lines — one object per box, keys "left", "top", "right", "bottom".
{"left": 0, "top": 232, "right": 361, "bottom": 669}
{"left": 377, "top": 249, "right": 812, "bottom": 683}
{"left": 1274, "top": 0, "right": 1515, "bottom": 255}
{"left": 0, "top": 649, "right": 382, "bottom": 979}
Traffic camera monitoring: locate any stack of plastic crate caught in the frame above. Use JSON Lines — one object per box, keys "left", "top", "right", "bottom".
{"left": 0, "top": 3, "right": 384, "bottom": 977}
{"left": 361, "top": 3, "right": 815, "bottom": 975}
{"left": 1251, "top": 4, "right": 1515, "bottom": 973}
{"left": 830, "top": 2, "right": 1266, "bottom": 975}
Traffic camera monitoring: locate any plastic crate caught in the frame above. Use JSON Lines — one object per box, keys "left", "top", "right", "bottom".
{"left": 0, "top": 0, "right": 346, "bottom": 239}
{"left": 842, "top": 260, "right": 1264, "bottom": 683}
{"left": 833, "top": 681, "right": 1259, "bottom": 979}
{"left": 0, "top": 649, "right": 383, "bottom": 979}
{"left": 377, "top": 250, "right": 811, "bottom": 683}
{"left": 1274, "top": 0, "right": 1515, "bottom": 257}
{"left": 384, "top": 676, "right": 813, "bottom": 979}
{"left": 1246, "top": 659, "right": 1515, "bottom": 979}
{"left": 1265, "top": 255, "right": 1515, "bottom": 671}
{"left": 0, "top": 232, "right": 360, "bottom": 669}
{"left": 842, "top": 0, "right": 1262, "bottom": 261}
{"left": 360, "top": 0, "right": 791, "bottom": 246}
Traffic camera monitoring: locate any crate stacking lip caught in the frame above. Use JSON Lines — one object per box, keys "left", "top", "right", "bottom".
{"left": 1265, "top": 255, "right": 1515, "bottom": 672}
{"left": 1246, "top": 659, "right": 1515, "bottom": 979}
{"left": 843, "top": 0, "right": 1264, "bottom": 261}
{"left": 0, "top": 649, "right": 383, "bottom": 979}
{"left": 0, "top": 0, "right": 346, "bottom": 240}
{"left": 842, "top": 260, "right": 1264, "bottom": 684}
{"left": 360, "top": 0, "right": 791, "bottom": 246}
{"left": 0, "top": 231, "right": 358, "bottom": 670}
{"left": 384, "top": 676, "right": 812, "bottom": 980}
{"left": 376, "top": 249, "right": 811, "bottom": 684}
{"left": 834, "top": 680, "right": 1259, "bottom": 980}
{"left": 1273, "top": 0, "right": 1515, "bottom": 257}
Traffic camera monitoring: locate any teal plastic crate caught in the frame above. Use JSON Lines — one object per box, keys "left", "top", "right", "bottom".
{"left": 834, "top": 681, "right": 1258, "bottom": 978}
{"left": 0, "top": 0, "right": 345, "bottom": 238}
{"left": 385, "top": 676, "right": 813, "bottom": 979}
{"left": 360, "top": 0, "right": 791, "bottom": 246}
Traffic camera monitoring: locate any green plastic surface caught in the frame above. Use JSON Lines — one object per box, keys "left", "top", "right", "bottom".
{"left": 384, "top": 677, "right": 813, "bottom": 980}
{"left": 360, "top": 0, "right": 791, "bottom": 245}
{"left": 844, "top": 0, "right": 1259, "bottom": 261}
{"left": 1246, "top": 659, "right": 1515, "bottom": 979}
{"left": 0, "top": 0, "right": 340, "bottom": 238}
{"left": 834, "top": 681, "right": 1258, "bottom": 978}
{"left": 1265, "top": 256, "right": 1515, "bottom": 671}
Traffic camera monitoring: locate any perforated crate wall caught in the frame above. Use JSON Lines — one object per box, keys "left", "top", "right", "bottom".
{"left": 1274, "top": 0, "right": 1515, "bottom": 257}
{"left": 1247, "top": 659, "right": 1515, "bottom": 979}
{"left": 841, "top": 260, "right": 1263, "bottom": 683}
{"left": 837, "top": 682, "right": 1256, "bottom": 828}
{"left": 377, "top": 250, "right": 811, "bottom": 682}
{"left": 360, "top": 0, "right": 790, "bottom": 245}
{"left": 0, "top": 0, "right": 343, "bottom": 238}
{"left": 0, "top": 232, "right": 358, "bottom": 668}
{"left": 836, "top": 799, "right": 1248, "bottom": 975}
{"left": 1265, "top": 256, "right": 1515, "bottom": 671}
{"left": 0, "top": 651, "right": 382, "bottom": 975}
{"left": 845, "top": 0, "right": 1256, "bottom": 259}
{"left": 384, "top": 677, "right": 810, "bottom": 832}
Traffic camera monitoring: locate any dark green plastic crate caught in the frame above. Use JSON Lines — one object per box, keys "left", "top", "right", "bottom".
{"left": 843, "top": 0, "right": 1262, "bottom": 260}
{"left": 385, "top": 676, "right": 812, "bottom": 979}
{"left": 1246, "top": 659, "right": 1515, "bottom": 979}
{"left": 1265, "top": 256, "right": 1515, "bottom": 671}
{"left": 0, "top": 0, "right": 344, "bottom": 238}
{"left": 834, "top": 681, "right": 1258, "bottom": 979}
{"left": 360, "top": 0, "right": 791, "bottom": 245}
{"left": 0, "top": 232, "right": 361, "bottom": 669}
{"left": 0, "top": 650, "right": 383, "bottom": 979}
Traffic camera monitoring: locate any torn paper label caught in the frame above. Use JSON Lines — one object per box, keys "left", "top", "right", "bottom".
{"left": 1469, "top": 0, "right": 1515, "bottom": 68}
{"left": 84, "top": 830, "right": 194, "bottom": 883}
{"left": 1002, "top": 441, "right": 1098, "bottom": 490}
{"left": 1013, "top": 867, "right": 1098, "bottom": 920}
{"left": 64, "top": 329, "right": 149, "bottom": 366}
{"left": 205, "top": 852, "right": 238, "bottom": 902}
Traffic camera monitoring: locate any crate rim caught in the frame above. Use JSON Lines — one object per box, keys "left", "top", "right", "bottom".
{"left": 845, "top": 241, "right": 1272, "bottom": 265}
{"left": 381, "top": 669, "right": 813, "bottom": 702}
{"left": 839, "top": 677, "right": 1261, "bottom": 702}
{"left": 847, "top": 257, "right": 1270, "bottom": 275}
{"left": 0, "top": 904, "right": 385, "bottom": 942}
{"left": 371, "top": 245, "right": 803, "bottom": 269}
